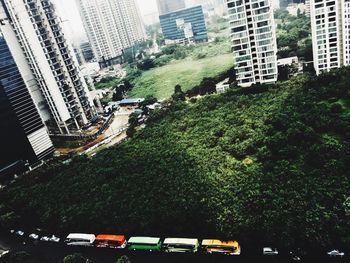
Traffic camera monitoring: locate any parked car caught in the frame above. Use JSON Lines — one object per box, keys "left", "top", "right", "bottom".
{"left": 10, "top": 230, "right": 25, "bottom": 237}
{"left": 327, "top": 249, "right": 345, "bottom": 257}
{"left": 289, "top": 251, "right": 301, "bottom": 261}
{"left": 40, "top": 236, "right": 50, "bottom": 242}
{"left": 48, "top": 235, "right": 60, "bottom": 243}
{"left": 263, "top": 247, "right": 279, "bottom": 255}
{"left": 289, "top": 248, "right": 307, "bottom": 261}
{"left": 28, "top": 233, "right": 39, "bottom": 240}
{"left": 0, "top": 250, "right": 9, "bottom": 258}
{"left": 40, "top": 235, "right": 60, "bottom": 243}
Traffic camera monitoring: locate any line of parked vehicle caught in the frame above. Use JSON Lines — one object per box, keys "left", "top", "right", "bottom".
{"left": 8, "top": 229, "right": 348, "bottom": 260}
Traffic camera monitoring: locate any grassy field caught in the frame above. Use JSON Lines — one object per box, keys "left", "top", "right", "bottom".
{"left": 129, "top": 53, "right": 234, "bottom": 99}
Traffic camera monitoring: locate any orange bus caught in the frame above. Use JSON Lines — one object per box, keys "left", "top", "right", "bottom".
{"left": 94, "top": 235, "right": 127, "bottom": 249}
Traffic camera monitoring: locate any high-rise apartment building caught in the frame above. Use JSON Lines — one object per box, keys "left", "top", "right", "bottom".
{"left": 157, "top": 0, "right": 186, "bottom": 15}
{"left": 310, "top": 0, "right": 350, "bottom": 75}
{"left": 0, "top": 0, "right": 94, "bottom": 134}
{"left": 0, "top": 32, "right": 54, "bottom": 173}
{"left": 76, "top": 0, "right": 145, "bottom": 67}
{"left": 227, "top": 0, "right": 278, "bottom": 87}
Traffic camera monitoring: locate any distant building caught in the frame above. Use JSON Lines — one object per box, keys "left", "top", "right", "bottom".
{"left": 216, "top": 78, "right": 230, "bottom": 93}
{"left": 305, "top": 0, "right": 311, "bottom": 16}
{"left": 277, "top": 56, "right": 299, "bottom": 66}
{"left": 287, "top": 3, "right": 307, "bottom": 16}
{"left": 278, "top": 56, "right": 302, "bottom": 79}
{"left": 0, "top": 33, "right": 54, "bottom": 174}
{"left": 0, "top": 0, "right": 95, "bottom": 134}
{"left": 157, "top": 0, "right": 186, "bottom": 15}
{"left": 270, "top": 0, "right": 280, "bottom": 10}
{"left": 119, "top": 98, "right": 145, "bottom": 107}
{"left": 310, "top": 0, "right": 350, "bottom": 74}
{"left": 73, "top": 46, "right": 83, "bottom": 66}
{"left": 76, "top": 0, "right": 145, "bottom": 68}
{"left": 160, "top": 5, "right": 208, "bottom": 44}
{"left": 227, "top": 0, "right": 278, "bottom": 87}
{"left": 80, "top": 42, "right": 94, "bottom": 63}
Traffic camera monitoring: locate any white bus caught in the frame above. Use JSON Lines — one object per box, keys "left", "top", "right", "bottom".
{"left": 162, "top": 238, "right": 199, "bottom": 253}
{"left": 65, "top": 233, "right": 95, "bottom": 246}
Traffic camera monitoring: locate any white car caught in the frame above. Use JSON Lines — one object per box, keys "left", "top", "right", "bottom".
{"left": 48, "top": 235, "right": 60, "bottom": 243}
{"left": 14, "top": 230, "right": 25, "bottom": 237}
{"left": 0, "top": 250, "right": 9, "bottom": 258}
{"left": 263, "top": 247, "right": 279, "bottom": 255}
{"left": 40, "top": 236, "right": 50, "bottom": 242}
{"left": 327, "top": 249, "right": 345, "bottom": 257}
{"left": 29, "top": 233, "right": 39, "bottom": 240}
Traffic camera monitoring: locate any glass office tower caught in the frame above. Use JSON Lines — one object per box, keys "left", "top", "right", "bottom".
{"left": 0, "top": 32, "right": 54, "bottom": 176}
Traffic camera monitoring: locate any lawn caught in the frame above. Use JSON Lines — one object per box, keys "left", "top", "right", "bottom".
{"left": 129, "top": 53, "right": 234, "bottom": 99}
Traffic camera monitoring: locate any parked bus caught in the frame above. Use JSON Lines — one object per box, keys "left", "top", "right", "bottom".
{"left": 127, "top": 236, "right": 162, "bottom": 252}
{"left": 162, "top": 238, "right": 199, "bottom": 253}
{"left": 65, "top": 233, "right": 95, "bottom": 246}
{"left": 201, "top": 239, "right": 241, "bottom": 255}
{"left": 94, "top": 235, "right": 127, "bottom": 249}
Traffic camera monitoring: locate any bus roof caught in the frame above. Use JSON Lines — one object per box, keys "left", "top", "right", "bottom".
{"left": 66, "top": 233, "right": 95, "bottom": 242}
{"left": 95, "top": 235, "right": 125, "bottom": 242}
{"left": 201, "top": 239, "right": 239, "bottom": 247}
{"left": 163, "top": 238, "right": 199, "bottom": 246}
{"left": 128, "top": 236, "right": 160, "bottom": 245}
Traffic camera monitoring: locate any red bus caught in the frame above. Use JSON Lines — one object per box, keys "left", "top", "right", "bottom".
{"left": 94, "top": 235, "right": 127, "bottom": 248}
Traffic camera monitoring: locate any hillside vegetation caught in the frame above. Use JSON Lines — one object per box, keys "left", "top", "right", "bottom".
{"left": 1, "top": 68, "right": 350, "bottom": 249}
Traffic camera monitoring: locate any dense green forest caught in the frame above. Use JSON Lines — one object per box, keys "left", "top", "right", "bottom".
{"left": 1, "top": 68, "right": 350, "bottom": 249}
{"left": 275, "top": 10, "right": 312, "bottom": 61}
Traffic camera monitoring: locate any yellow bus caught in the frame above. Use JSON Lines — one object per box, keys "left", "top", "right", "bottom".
{"left": 201, "top": 239, "right": 241, "bottom": 255}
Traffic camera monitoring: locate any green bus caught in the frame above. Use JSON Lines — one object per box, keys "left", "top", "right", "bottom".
{"left": 127, "top": 236, "right": 162, "bottom": 252}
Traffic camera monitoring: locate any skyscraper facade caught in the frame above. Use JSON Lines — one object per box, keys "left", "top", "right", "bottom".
{"left": 310, "top": 0, "right": 350, "bottom": 75}
{"left": 0, "top": 32, "right": 54, "bottom": 172}
{"left": 76, "top": 0, "right": 145, "bottom": 67}
{"left": 157, "top": 0, "right": 186, "bottom": 15}
{"left": 0, "top": 0, "right": 95, "bottom": 134}
{"left": 227, "top": 0, "right": 278, "bottom": 87}
{"left": 160, "top": 5, "right": 208, "bottom": 44}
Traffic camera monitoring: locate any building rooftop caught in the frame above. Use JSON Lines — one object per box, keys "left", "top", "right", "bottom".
{"left": 119, "top": 98, "right": 145, "bottom": 104}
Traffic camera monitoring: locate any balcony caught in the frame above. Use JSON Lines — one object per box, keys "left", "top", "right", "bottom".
{"left": 73, "top": 79, "right": 82, "bottom": 87}
{"left": 42, "top": 0, "right": 51, "bottom": 9}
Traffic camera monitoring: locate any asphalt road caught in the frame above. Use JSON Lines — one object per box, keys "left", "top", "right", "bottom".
{"left": 0, "top": 230, "right": 348, "bottom": 263}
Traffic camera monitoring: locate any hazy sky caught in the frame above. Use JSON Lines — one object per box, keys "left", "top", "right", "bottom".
{"left": 52, "top": 0, "right": 159, "bottom": 44}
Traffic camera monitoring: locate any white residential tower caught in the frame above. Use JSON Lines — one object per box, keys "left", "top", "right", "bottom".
{"left": 76, "top": 0, "right": 145, "bottom": 67}
{"left": 310, "top": 0, "right": 350, "bottom": 74}
{"left": 226, "top": 0, "right": 278, "bottom": 87}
